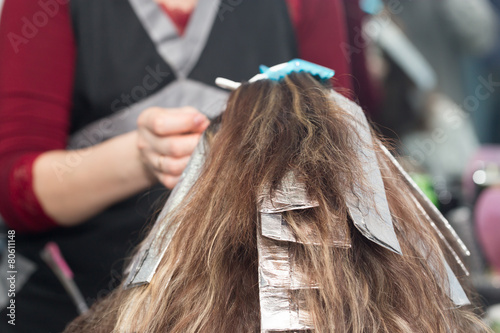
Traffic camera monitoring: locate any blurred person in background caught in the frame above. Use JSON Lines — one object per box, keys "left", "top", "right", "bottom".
{"left": 0, "top": 0, "right": 366, "bottom": 332}
{"left": 368, "top": 0, "right": 497, "bottom": 210}
{"left": 395, "top": 0, "right": 497, "bottom": 105}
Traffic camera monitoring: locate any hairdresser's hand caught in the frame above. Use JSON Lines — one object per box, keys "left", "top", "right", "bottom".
{"left": 137, "top": 106, "right": 210, "bottom": 189}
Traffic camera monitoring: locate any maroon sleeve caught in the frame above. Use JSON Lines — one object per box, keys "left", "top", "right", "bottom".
{"left": 286, "top": 0, "right": 353, "bottom": 92}
{"left": 0, "top": 0, "right": 76, "bottom": 232}
{"left": 343, "top": 0, "right": 382, "bottom": 115}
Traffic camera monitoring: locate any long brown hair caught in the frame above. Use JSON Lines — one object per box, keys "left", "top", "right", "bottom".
{"left": 65, "top": 73, "right": 490, "bottom": 332}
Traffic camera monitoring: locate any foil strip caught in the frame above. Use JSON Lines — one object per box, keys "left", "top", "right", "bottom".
{"left": 258, "top": 234, "right": 317, "bottom": 289}
{"left": 260, "top": 212, "right": 351, "bottom": 248}
{"left": 416, "top": 243, "right": 470, "bottom": 307}
{"left": 259, "top": 290, "right": 313, "bottom": 332}
{"left": 443, "top": 259, "right": 470, "bottom": 307}
{"left": 376, "top": 144, "right": 470, "bottom": 305}
{"left": 378, "top": 144, "right": 470, "bottom": 257}
{"left": 259, "top": 172, "right": 319, "bottom": 213}
{"left": 258, "top": 234, "right": 314, "bottom": 332}
{"left": 409, "top": 195, "right": 470, "bottom": 277}
{"left": 124, "top": 137, "right": 208, "bottom": 288}
{"left": 407, "top": 219, "right": 470, "bottom": 306}
{"left": 330, "top": 91, "right": 402, "bottom": 255}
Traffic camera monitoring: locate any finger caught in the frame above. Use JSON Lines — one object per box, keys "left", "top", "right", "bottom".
{"left": 173, "top": 106, "right": 210, "bottom": 132}
{"left": 155, "top": 172, "right": 181, "bottom": 190}
{"left": 138, "top": 107, "right": 209, "bottom": 136}
{"left": 152, "top": 154, "right": 190, "bottom": 176}
{"left": 143, "top": 131, "right": 202, "bottom": 157}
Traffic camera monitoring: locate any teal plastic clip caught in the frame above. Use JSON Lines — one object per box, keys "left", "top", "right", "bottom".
{"left": 215, "top": 59, "right": 335, "bottom": 91}
{"left": 256, "top": 59, "right": 335, "bottom": 82}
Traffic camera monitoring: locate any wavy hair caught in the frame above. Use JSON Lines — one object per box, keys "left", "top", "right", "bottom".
{"left": 65, "top": 73, "right": 490, "bottom": 333}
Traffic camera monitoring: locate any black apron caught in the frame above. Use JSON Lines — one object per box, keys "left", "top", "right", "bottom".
{"left": 0, "top": 0, "right": 297, "bottom": 332}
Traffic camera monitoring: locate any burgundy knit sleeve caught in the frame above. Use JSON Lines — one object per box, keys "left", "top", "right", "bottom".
{"left": 0, "top": 0, "right": 76, "bottom": 232}
{"left": 286, "top": 0, "right": 353, "bottom": 92}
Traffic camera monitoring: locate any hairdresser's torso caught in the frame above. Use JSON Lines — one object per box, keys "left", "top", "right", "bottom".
{"left": 0, "top": 0, "right": 300, "bottom": 332}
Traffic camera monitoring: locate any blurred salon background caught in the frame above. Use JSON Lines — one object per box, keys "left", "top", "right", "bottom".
{"left": 356, "top": 0, "right": 500, "bottom": 329}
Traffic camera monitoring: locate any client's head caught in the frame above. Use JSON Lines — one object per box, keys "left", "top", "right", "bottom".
{"left": 65, "top": 73, "right": 490, "bottom": 333}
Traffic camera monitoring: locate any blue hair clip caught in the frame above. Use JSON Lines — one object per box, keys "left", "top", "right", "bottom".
{"left": 215, "top": 59, "right": 335, "bottom": 90}
{"left": 254, "top": 59, "right": 335, "bottom": 82}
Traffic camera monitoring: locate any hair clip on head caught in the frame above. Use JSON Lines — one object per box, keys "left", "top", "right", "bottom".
{"left": 215, "top": 58, "right": 335, "bottom": 90}
{"left": 254, "top": 59, "right": 335, "bottom": 82}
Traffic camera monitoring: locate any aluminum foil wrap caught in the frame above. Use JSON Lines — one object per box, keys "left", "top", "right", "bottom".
{"left": 124, "top": 137, "right": 208, "bottom": 288}
{"left": 379, "top": 144, "right": 470, "bottom": 258}
{"left": 260, "top": 212, "right": 351, "bottom": 247}
{"left": 259, "top": 172, "right": 319, "bottom": 213}
{"left": 258, "top": 234, "right": 317, "bottom": 290}
{"left": 258, "top": 234, "right": 314, "bottom": 332}
{"left": 443, "top": 259, "right": 470, "bottom": 306}
{"left": 408, "top": 221, "right": 470, "bottom": 306}
{"left": 259, "top": 172, "right": 351, "bottom": 247}
{"left": 257, "top": 172, "right": 318, "bottom": 332}
{"left": 259, "top": 288, "right": 313, "bottom": 332}
{"left": 330, "top": 91, "right": 402, "bottom": 255}
{"left": 409, "top": 195, "right": 470, "bottom": 306}
{"left": 331, "top": 91, "right": 469, "bottom": 307}
{"left": 258, "top": 173, "right": 324, "bottom": 332}
{"left": 377, "top": 143, "right": 470, "bottom": 305}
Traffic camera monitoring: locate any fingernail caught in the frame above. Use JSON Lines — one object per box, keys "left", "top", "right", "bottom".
{"left": 193, "top": 114, "right": 206, "bottom": 125}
